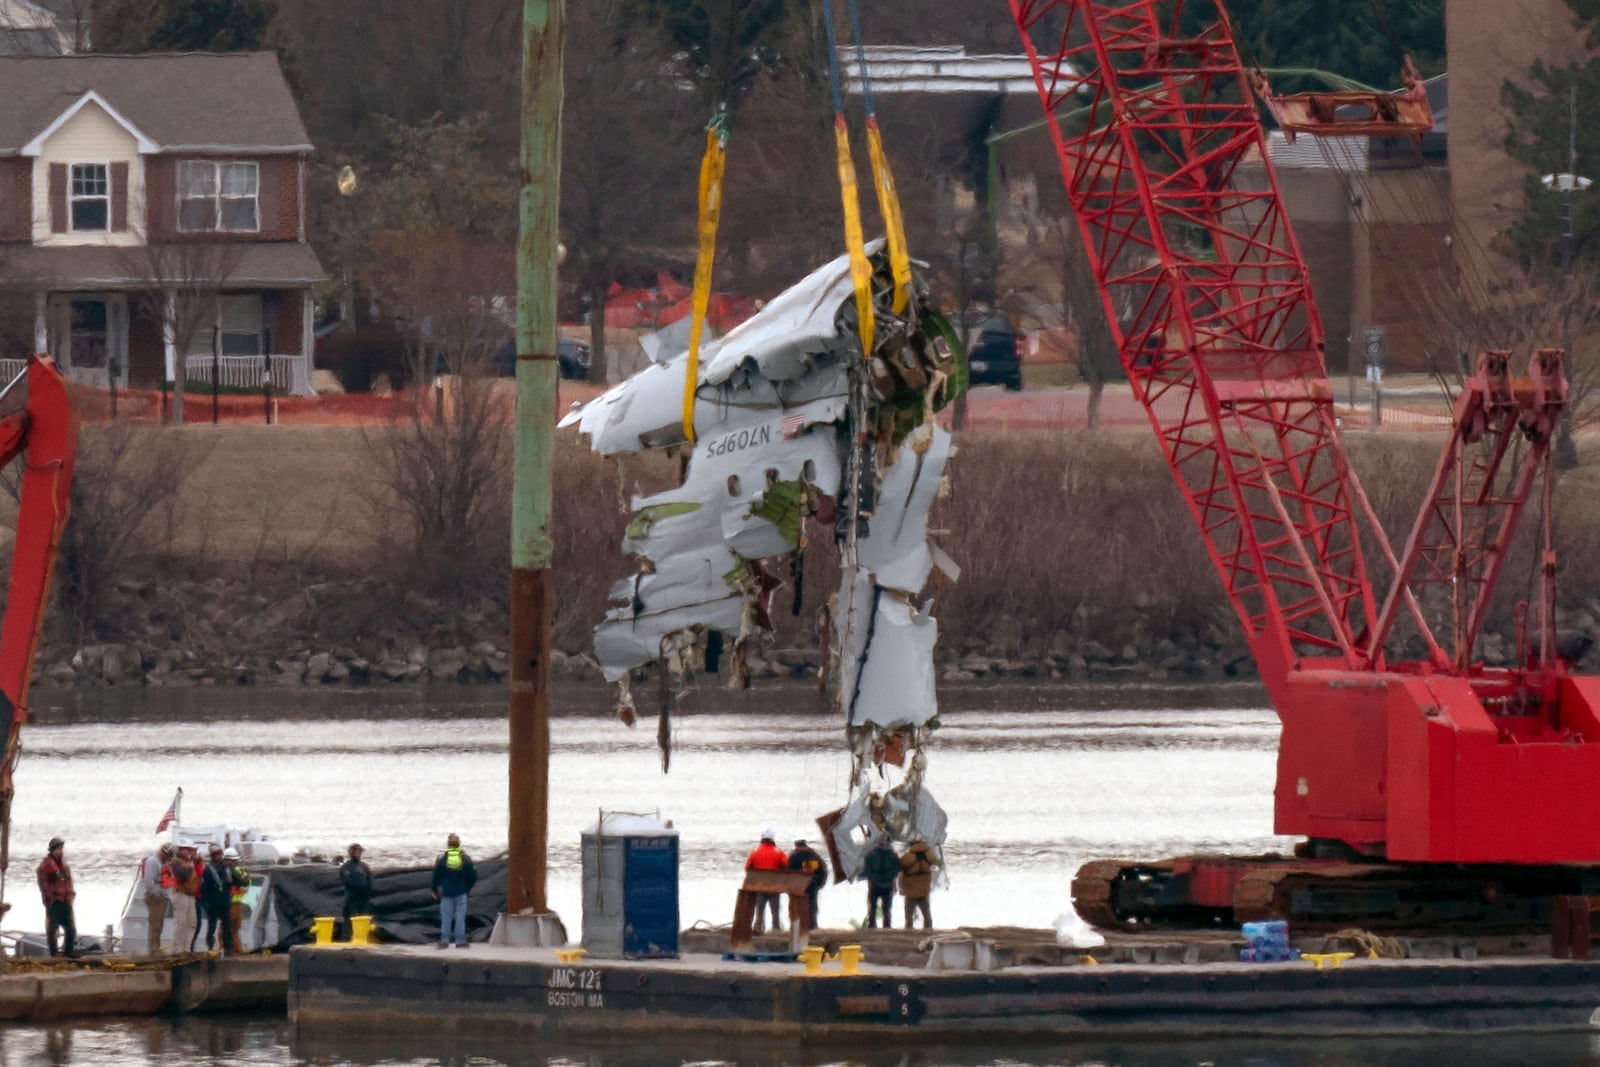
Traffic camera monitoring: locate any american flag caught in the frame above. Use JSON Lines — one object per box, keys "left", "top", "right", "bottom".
{"left": 155, "top": 788, "right": 182, "bottom": 833}
{"left": 780, "top": 412, "right": 805, "bottom": 438}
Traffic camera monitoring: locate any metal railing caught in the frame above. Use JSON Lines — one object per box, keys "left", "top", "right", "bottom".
{"left": 183, "top": 354, "right": 311, "bottom": 396}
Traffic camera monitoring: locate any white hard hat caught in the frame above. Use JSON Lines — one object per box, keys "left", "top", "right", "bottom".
{"left": 222, "top": 847, "right": 240, "bottom": 860}
{"left": 760, "top": 827, "right": 776, "bottom": 842}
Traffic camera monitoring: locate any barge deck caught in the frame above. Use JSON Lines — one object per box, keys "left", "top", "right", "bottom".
{"left": 289, "top": 936, "right": 1600, "bottom": 1040}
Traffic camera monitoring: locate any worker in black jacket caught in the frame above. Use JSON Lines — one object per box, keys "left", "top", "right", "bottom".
{"left": 339, "top": 843, "right": 373, "bottom": 925}
{"left": 786, "top": 837, "right": 828, "bottom": 932}
{"left": 199, "top": 844, "right": 236, "bottom": 954}
{"left": 430, "top": 833, "right": 478, "bottom": 949}
{"left": 862, "top": 838, "right": 899, "bottom": 929}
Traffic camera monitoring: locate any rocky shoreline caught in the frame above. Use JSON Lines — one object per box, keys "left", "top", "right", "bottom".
{"left": 35, "top": 575, "right": 1272, "bottom": 689}
{"left": 38, "top": 573, "right": 1600, "bottom": 689}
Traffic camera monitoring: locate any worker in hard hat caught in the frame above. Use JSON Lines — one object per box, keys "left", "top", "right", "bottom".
{"left": 786, "top": 836, "right": 828, "bottom": 932}
{"left": 137, "top": 841, "right": 177, "bottom": 956}
{"left": 744, "top": 829, "right": 787, "bottom": 935}
{"left": 431, "top": 833, "right": 478, "bottom": 948}
{"left": 224, "top": 847, "right": 251, "bottom": 953}
{"left": 36, "top": 837, "right": 75, "bottom": 957}
{"left": 200, "top": 844, "right": 236, "bottom": 954}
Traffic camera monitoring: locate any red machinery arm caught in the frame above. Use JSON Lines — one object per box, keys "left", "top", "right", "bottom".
{"left": 0, "top": 358, "right": 77, "bottom": 891}
{"left": 1007, "top": 0, "right": 1445, "bottom": 697}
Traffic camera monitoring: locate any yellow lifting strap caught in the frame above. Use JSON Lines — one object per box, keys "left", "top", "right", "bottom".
{"left": 681, "top": 112, "right": 729, "bottom": 445}
{"left": 833, "top": 115, "right": 876, "bottom": 359}
{"left": 865, "top": 118, "right": 912, "bottom": 316}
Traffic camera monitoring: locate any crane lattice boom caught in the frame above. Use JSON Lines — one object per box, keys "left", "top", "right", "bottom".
{"left": 1006, "top": 0, "right": 1441, "bottom": 695}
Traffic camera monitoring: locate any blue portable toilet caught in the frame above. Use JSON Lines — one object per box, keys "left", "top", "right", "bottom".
{"left": 581, "top": 812, "right": 679, "bottom": 959}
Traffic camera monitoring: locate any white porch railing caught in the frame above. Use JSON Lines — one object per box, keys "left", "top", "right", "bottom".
{"left": 184, "top": 354, "right": 312, "bottom": 396}
{"left": 0, "top": 359, "right": 27, "bottom": 385}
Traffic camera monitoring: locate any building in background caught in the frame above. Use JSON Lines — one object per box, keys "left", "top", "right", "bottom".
{"left": 0, "top": 53, "right": 323, "bottom": 394}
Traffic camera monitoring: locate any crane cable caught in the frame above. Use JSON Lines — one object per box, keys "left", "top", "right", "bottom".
{"left": 844, "top": 0, "right": 913, "bottom": 316}
{"left": 821, "top": 0, "right": 876, "bottom": 358}
{"left": 680, "top": 107, "right": 730, "bottom": 444}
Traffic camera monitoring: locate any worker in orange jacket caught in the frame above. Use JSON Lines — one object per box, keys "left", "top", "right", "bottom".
{"left": 744, "top": 828, "right": 787, "bottom": 935}
{"left": 36, "top": 837, "right": 76, "bottom": 957}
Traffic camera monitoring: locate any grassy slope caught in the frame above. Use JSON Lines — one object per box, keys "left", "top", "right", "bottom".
{"left": 14, "top": 422, "right": 1600, "bottom": 660}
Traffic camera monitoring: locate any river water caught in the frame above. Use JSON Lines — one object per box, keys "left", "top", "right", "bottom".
{"left": 4, "top": 680, "right": 1597, "bottom": 1066}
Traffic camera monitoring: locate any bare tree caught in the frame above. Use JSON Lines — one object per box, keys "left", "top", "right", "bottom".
{"left": 0, "top": 251, "right": 34, "bottom": 360}
{"left": 1039, "top": 215, "right": 1121, "bottom": 428}
{"left": 0, "top": 0, "right": 86, "bottom": 54}
{"left": 323, "top": 113, "right": 516, "bottom": 388}
{"left": 365, "top": 229, "right": 514, "bottom": 387}
{"left": 562, "top": 0, "right": 695, "bottom": 382}
{"left": 1, "top": 420, "right": 213, "bottom": 639}
{"left": 363, "top": 364, "right": 511, "bottom": 605}
{"left": 1417, "top": 263, "right": 1600, "bottom": 465}
{"left": 275, "top": 0, "right": 521, "bottom": 160}
{"left": 119, "top": 240, "right": 242, "bottom": 424}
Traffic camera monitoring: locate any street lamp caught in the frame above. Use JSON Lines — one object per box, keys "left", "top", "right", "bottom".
{"left": 1541, "top": 85, "right": 1590, "bottom": 469}
{"left": 337, "top": 165, "right": 359, "bottom": 323}
{"left": 1540, "top": 170, "right": 1592, "bottom": 283}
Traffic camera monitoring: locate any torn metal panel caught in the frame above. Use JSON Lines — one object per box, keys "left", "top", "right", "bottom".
{"left": 716, "top": 427, "right": 839, "bottom": 560}
{"left": 849, "top": 597, "right": 938, "bottom": 729}
{"left": 702, "top": 242, "right": 884, "bottom": 386}
{"left": 558, "top": 357, "right": 690, "bottom": 454}
{"left": 559, "top": 247, "right": 873, "bottom": 455}
{"left": 558, "top": 350, "right": 854, "bottom": 459}
{"left": 827, "top": 779, "right": 949, "bottom": 882}
{"left": 639, "top": 316, "right": 696, "bottom": 365}
{"left": 590, "top": 389, "right": 845, "bottom": 681}
{"left": 857, "top": 424, "right": 952, "bottom": 594}
{"left": 834, "top": 425, "right": 951, "bottom": 729}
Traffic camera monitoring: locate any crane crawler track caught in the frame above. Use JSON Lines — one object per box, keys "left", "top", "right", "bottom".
{"left": 1074, "top": 855, "right": 1600, "bottom": 933}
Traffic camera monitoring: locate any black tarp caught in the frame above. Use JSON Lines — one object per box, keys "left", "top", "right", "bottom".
{"left": 267, "top": 857, "right": 508, "bottom": 948}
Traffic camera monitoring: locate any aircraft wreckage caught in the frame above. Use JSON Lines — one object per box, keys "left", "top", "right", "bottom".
{"left": 560, "top": 246, "right": 965, "bottom": 880}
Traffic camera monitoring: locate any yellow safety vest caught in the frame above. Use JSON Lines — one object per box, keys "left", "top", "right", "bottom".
{"left": 230, "top": 865, "right": 249, "bottom": 903}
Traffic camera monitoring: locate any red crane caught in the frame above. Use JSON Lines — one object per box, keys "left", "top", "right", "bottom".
{"left": 0, "top": 359, "right": 76, "bottom": 919}
{"left": 1009, "top": 0, "right": 1600, "bottom": 927}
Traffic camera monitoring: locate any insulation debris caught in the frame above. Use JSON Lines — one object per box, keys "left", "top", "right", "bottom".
{"left": 563, "top": 244, "right": 964, "bottom": 881}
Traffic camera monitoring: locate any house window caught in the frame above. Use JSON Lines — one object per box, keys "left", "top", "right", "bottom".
{"left": 70, "top": 163, "right": 108, "bottom": 232}
{"left": 178, "top": 161, "right": 260, "bottom": 233}
{"left": 68, "top": 300, "right": 108, "bottom": 369}
{"left": 186, "top": 296, "right": 264, "bottom": 358}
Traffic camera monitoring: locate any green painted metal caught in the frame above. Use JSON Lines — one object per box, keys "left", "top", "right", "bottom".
{"left": 514, "top": 0, "right": 562, "bottom": 572}
{"left": 508, "top": 0, "right": 563, "bottom": 919}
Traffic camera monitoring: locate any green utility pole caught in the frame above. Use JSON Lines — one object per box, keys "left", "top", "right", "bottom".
{"left": 509, "top": 0, "right": 562, "bottom": 917}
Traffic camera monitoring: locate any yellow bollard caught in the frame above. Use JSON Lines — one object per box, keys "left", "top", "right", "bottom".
{"left": 310, "top": 917, "right": 335, "bottom": 945}
{"left": 349, "top": 915, "right": 374, "bottom": 945}
{"left": 836, "top": 944, "right": 863, "bottom": 975}
{"left": 554, "top": 947, "right": 588, "bottom": 964}
{"left": 797, "top": 945, "right": 825, "bottom": 975}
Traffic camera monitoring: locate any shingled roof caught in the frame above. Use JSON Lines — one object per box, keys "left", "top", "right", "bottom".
{"left": 0, "top": 52, "right": 311, "bottom": 155}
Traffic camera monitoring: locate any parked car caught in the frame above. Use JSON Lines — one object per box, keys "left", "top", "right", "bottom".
{"left": 965, "top": 315, "right": 1024, "bottom": 391}
{"left": 486, "top": 336, "right": 592, "bottom": 381}
{"left": 312, "top": 319, "right": 349, "bottom": 370}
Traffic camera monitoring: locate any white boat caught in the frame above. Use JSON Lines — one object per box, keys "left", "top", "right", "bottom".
{"left": 117, "top": 822, "right": 317, "bottom": 954}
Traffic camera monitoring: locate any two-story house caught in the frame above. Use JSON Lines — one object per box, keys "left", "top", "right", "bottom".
{"left": 0, "top": 52, "right": 322, "bottom": 395}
